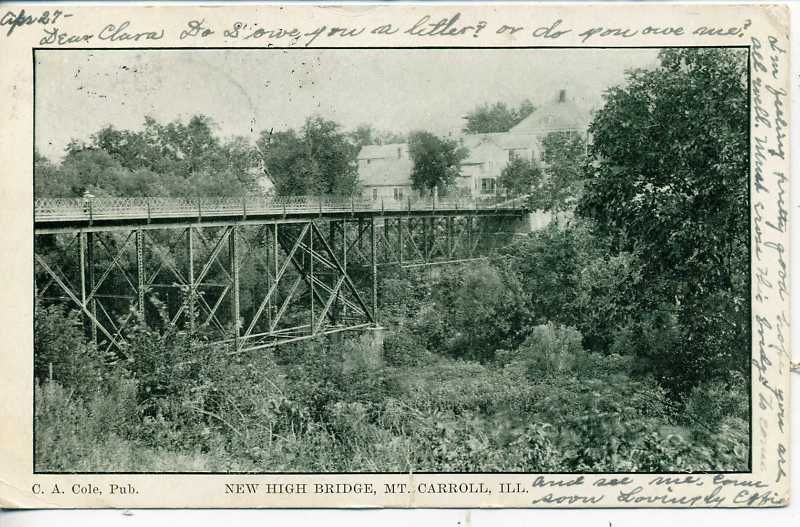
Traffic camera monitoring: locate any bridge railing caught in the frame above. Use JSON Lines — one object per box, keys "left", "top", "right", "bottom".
{"left": 34, "top": 194, "right": 529, "bottom": 223}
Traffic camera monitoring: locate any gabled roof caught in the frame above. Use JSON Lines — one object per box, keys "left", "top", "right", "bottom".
{"left": 489, "top": 133, "right": 539, "bottom": 150}
{"left": 510, "top": 99, "right": 588, "bottom": 134}
{"left": 357, "top": 143, "right": 407, "bottom": 160}
{"left": 461, "top": 139, "right": 505, "bottom": 165}
{"left": 459, "top": 133, "right": 539, "bottom": 165}
{"left": 463, "top": 132, "right": 538, "bottom": 150}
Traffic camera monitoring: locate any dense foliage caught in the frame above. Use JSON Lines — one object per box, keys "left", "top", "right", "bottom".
{"left": 34, "top": 48, "right": 749, "bottom": 472}
{"left": 462, "top": 100, "right": 536, "bottom": 134}
{"left": 34, "top": 224, "right": 749, "bottom": 471}
{"left": 537, "top": 131, "right": 588, "bottom": 212}
{"left": 407, "top": 131, "right": 468, "bottom": 195}
{"left": 348, "top": 124, "right": 406, "bottom": 149}
{"left": 36, "top": 116, "right": 260, "bottom": 198}
{"left": 36, "top": 114, "right": 363, "bottom": 199}
{"left": 577, "top": 48, "right": 749, "bottom": 395}
{"left": 497, "top": 131, "right": 587, "bottom": 211}
{"left": 256, "top": 116, "right": 360, "bottom": 196}
{"left": 497, "top": 156, "right": 542, "bottom": 197}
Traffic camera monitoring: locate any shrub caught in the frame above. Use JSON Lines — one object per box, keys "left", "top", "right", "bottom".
{"left": 35, "top": 379, "right": 139, "bottom": 471}
{"left": 33, "top": 301, "right": 105, "bottom": 398}
{"left": 508, "top": 323, "right": 584, "bottom": 379}
{"left": 383, "top": 329, "right": 432, "bottom": 367}
{"left": 684, "top": 371, "right": 749, "bottom": 428}
{"left": 508, "top": 423, "right": 561, "bottom": 471}
{"left": 571, "top": 251, "right": 641, "bottom": 352}
{"left": 410, "top": 302, "right": 448, "bottom": 352}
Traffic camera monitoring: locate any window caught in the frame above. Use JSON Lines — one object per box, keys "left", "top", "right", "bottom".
{"left": 509, "top": 149, "right": 528, "bottom": 161}
{"left": 393, "top": 188, "right": 404, "bottom": 201}
{"left": 480, "top": 178, "right": 496, "bottom": 194}
{"left": 397, "top": 147, "right": 402, "bottom": 159}
{"left": 540, "top": 149, "right": 546, "bottom": 162}
{"left": 367, "top": 159, "right": 371, "bottom": 165}
{"left": 372, "top": 188, "right": 378, "bottom": 200}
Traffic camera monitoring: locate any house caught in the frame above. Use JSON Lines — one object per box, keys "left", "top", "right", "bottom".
{"left": 357, "top": 90, "right": 589, "bottom": 201}
{"left": 357, "top": 143, "right": 414, "bottom": 201}
{"left": 508, "top": 89, "right": 588, "bottom": 140}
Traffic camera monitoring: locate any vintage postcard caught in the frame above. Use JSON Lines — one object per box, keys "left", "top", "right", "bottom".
{"left": 0, "top": 1, "right": 791, "bottom": 509}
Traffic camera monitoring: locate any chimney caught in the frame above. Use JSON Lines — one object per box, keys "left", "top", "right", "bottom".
{"left": 558, "top": 89, "right": 566, "bottom": 103}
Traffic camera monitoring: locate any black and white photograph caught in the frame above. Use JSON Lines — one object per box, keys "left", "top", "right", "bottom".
{"left": 31, "top": 45, "right": 753, "bottom": 475}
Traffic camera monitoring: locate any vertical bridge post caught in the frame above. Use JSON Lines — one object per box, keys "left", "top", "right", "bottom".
{"left": 397, "top": 218, "right": 403, "bottom": 264}
{"left": 309, "top": 221, "right": 315, "bottom": 336}
{"left": 187, "top": 227, "right": 195, "bottom": 334}
{"left": 79, "top": 231, "right": 87, "bottom": 338}
{"left": 370, "top": 216, "right": 378, "bottom": 326}
{"left": 341, "top": 220, "right": 348, "bottom": 320}
{"left": 136, "top": 229, "right": 145, "bottom": 315}
{"left": 230, "top": 224, "right": 240, "bottom": 352}
{"left": 85, "top": 231, "right": 97, "bottom": 346}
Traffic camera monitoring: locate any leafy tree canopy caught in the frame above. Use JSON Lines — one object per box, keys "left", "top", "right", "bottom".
{"left": 498, "top": 156, "right": 543, "bottom": 196}
{"left": 577, "top": 48, "right": 748, "bottom": 299}
{"left": 407, "top": 131, "right": 468, "bottom": 194}
{"left": 462, "top": 100, "right": 535, "bottom": 134}
{"left": 349, "top": 124, "right": 406, "bottom": 149}
{"left": 257, "top": 116, "right": 359, "bottom": 196}
{"left": 37, "top": 115, "right": 260, "bottom": 198}
{"left": 89, "top": 115, "right": 253, "bottom": 180}
{"left": 576, "top": 47, "right": 749, "bottom": 395}
{"left": 536, "top": 131, "right": 587, "bottom": 212}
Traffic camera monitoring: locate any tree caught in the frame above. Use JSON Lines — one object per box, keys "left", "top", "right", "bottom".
{"left": 220, "top": 136, "right": 261, "bottom": 189}
{"left": 257, "top": 116, "right": 358, "bottom": 196}
{"left": 463, "top": 100, "right": 535, "bottom": 134}
{"left": 537, "top": 131, "right": 587, "bottom": 212}
{"left": 576, "top": 48, "right": 749, "bottom": 395}
{"left": 55, "top": 148, "right": 130, "bottom": 197}
{"left": 429, "top": 261, "right": 531, "bottom": 361}
{"left": 500, "top": 219, "right": 642, "bottom": 355}
{"left": 91, "top": 125, "right": 152, "bottom": 171}
{"left": 303, "top": 117, "right": 359, "bottom": 195}
{"left": 100, "top": 115, "right": 230, "bottom": 178}
{"left": 498, "top": 156, "right": 542, "bottom": 196}
{"left": 501, "top": 222, "right": 582, "bottom": 328}
{"left": 579, "top": 49, "right": 747, "bottom": 287}
{"left": 349, "top": 125, "right": 405, "bottom": 149}
{"left": 255, "top": 129, "right": 307, "bottom": 195}
{"left": 407, "top": 131, "right": 467, "bottom": 195}
{"left": 36, "top": 116, "right": 260, "bottom": 198}
{"left": 34, "top": 299, "right": 104, "bottom": 396}
{"left": 34, "top": 150, "right": 70, "bottom": 197}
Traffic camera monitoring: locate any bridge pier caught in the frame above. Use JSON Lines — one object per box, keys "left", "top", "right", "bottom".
{"left": 342, "top": 326, "right": 385, "bottom": 372}
{"left": 513, "top": 210, "right": 553, "bottom": 234}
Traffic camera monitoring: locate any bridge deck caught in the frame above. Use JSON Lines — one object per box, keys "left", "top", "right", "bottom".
{"left": 34, "top": 195, "right": 529, "bottom": 233}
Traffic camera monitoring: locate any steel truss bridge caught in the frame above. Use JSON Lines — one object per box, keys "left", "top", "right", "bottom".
{"left": 34, "top": 195, "right": 529, "bottom": 356}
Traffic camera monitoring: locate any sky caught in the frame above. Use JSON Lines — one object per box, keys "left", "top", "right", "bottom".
{"left": 35, "top": 48, "right": 659, "bottom": 161}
